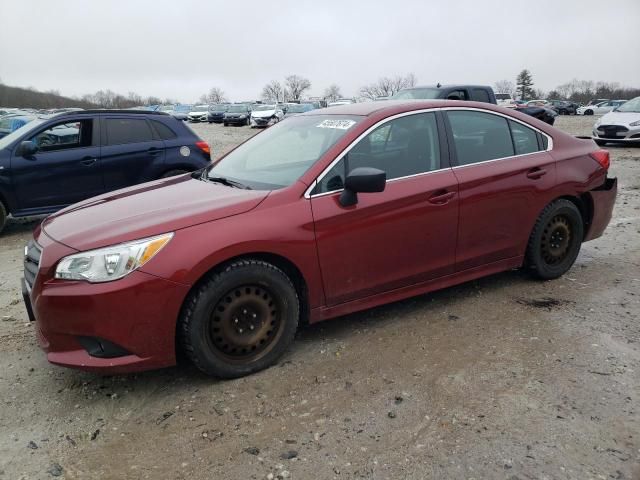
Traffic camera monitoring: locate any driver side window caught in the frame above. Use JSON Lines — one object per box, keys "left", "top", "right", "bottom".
{"left": 31, "top": 120, "right": 93, "bottom": 152}
{"left": 313, "top": 112, "right": 441, "bottom": 194}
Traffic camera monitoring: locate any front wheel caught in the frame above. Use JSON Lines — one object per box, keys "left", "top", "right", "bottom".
{"left": 584, "top": 109, "right": 594, "bottom": 115}
{"left": 179, "top": 260, "right": 299, "bottom": 378}
{"left": 525, "top": 199, "right": 584, "bottom": 280}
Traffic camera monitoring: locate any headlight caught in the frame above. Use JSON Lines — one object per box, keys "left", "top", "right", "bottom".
{"left": 630, "top": 120, "right": 640, "bottom": 127}
{"left": 55, "top": 233, "right": 173, "bottom": 283}
{"left": 239, "top": 114, "right": 246, "bottom": 119}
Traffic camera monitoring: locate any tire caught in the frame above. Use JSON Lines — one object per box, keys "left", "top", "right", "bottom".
{"left": 179, "top": 259, "right": 299, "bottom": 378}
{"left": 245, "top": 118, "right": 250, "bottom": 126}
{"left": 585, "top": 109, "right": 593, "bottom": 115}
{"left": 161, "top": 169, "right": 188, "bottom": 178}
{"left": 0, "top": 201, "right": 6, "bottom": 235}
{"left": 223, "top": 122, "right": 228, "bottom": 127}
{"left": 525, "top": 199, "right": 584, "bottom": 280}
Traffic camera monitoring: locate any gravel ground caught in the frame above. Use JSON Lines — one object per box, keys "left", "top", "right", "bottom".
{"left": 0, "top": 116, "right": 638, "bottom": 480}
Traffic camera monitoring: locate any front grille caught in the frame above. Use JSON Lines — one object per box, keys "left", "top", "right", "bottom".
{"left": 597, "top": 125, "right": 629, "bottom": 139}
{"left": 24, "top": 240, "right": 42, "bottom": 291}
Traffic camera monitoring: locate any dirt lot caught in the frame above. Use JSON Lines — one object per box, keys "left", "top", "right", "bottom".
{"left": 0, "top": 116, "right": 638, "bottom": 480}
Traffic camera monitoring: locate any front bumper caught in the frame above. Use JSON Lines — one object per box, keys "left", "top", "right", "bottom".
{"left": 251, "top": 116, "right": 275, "bottom": 127}
{"left": 224, "top": 117, "right": 247, "bottom": 124}
{"left": 592, "top": 124, "right": 640, "bottom": 142}
{"left": 24, "top": 231, "right": 190, "bottom": 374}
{"left": 584, "top": 177, "right": 617, "bottom": 242}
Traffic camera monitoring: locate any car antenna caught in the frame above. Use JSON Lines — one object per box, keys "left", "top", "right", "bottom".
{"left": 436, "top": 82, "right": 441, "bottom": 88}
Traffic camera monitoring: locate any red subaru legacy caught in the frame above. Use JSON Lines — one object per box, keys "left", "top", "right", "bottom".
{"left": 22, "top": 101, "right": 616, "bottom": 378}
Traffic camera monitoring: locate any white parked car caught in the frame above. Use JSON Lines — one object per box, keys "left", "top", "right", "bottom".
{"left": 577, "top": 100, "right": 626, "bottom": 116}
{"left": 187, "top": 105, "right": 210, "bottom": 122}
{"left": 249, "top": 104, "right": 284, "bottom": 128}
{"left": 592, "top": 96, "right": 640, "bottom": 146}
{"left": 495, "top": 93, "right": 515, "bottom": 107}
{"left": 328, "top": 99, "right": 355, "bottom": 107}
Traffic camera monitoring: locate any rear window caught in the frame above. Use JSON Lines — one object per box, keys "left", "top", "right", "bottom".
{"left": 150, "top": 120, "right": 177, "bottom": 140}
{"left": 105, "top": 118, "right": 154, "bottom": 145}
{"left": 471, "top": 89, "right": 491, "bottom": 103}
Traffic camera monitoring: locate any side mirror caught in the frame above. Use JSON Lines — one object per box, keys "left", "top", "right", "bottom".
{"left": 339, "top": 167, "right": 386, "bottom": 207}
{"left": 19, "top": 140, "right": 39, "bottom": 157}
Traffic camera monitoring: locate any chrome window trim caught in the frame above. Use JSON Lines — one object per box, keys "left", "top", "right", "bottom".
{"left": 304, "top": 106, "right": 554, "bottom": 199}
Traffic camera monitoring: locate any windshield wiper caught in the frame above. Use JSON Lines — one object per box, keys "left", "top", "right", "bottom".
{"left": 207, "top": 176, "right": 252, "bottom": 189}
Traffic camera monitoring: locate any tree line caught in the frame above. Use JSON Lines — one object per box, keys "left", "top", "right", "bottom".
{"left": 495, "top": 70, "right": 640, "bottom": 103}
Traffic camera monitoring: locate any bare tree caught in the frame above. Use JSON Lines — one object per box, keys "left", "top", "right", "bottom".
{"left": 359, "top": 73, "right": 416, "bottom": 100}
{"left": 324, "top": 84, "right": 342, "bottom": 102}
{"left": 494, "top": 80, "right": 516, "bottom": 97}
{"left": 202, "top": 87, "right": 227, "bottom": 104}
{"left": 285, "top": 75, "right": 311, "bottom": 101}
{"left": 262, "top": 80, "right": 284, "bottom": 102}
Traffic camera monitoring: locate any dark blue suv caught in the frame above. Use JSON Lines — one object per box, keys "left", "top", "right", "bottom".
{"left": 0, "top": 110, "right": 211, "bottom": 233}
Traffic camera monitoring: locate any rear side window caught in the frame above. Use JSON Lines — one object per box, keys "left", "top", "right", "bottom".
{"left": 31, "top": 119, "right": 93, "bottom": 152}
{"left": 105, "top": 118, "right": 154, "bottom": 145}
{"left": 447, "top": 111, "right": 514, "bottom": 165}
{"left": 509, "top": 120, "right": 539, "bottom": 155}
{"left": 470, "top": 89, "right": 491, "bottom": 103}
{"left": 150, "top": 120, "right": 177, "bottom": 140}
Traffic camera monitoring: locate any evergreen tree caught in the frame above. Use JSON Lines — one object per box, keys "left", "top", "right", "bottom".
{"left": 516, "top": 69, "right": 535, "bottom": 100}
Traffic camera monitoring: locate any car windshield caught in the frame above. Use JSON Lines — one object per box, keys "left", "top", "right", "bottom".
{"left": 253, "top": 105, "right": 276, "bottom": 112}
{"left": 228, "top": 105, "right": 248, "bottom": 113}
{"left": 192, "top": 105, "right": 208, "bottom": 112}
{"left": 392, "top": 88, "right": 442, "bottom": 100}
{"left": 0, "top": 117, "right": 46, "bottom": 149}
{"left": 287, "top": 104, "right": 313, "bottom": 113}
{"left": 210, "top": 104, "right": 228, "bottom": 111}
{"left": 174, "top": 105, "right": 192, "bottom": 112}
{"left": 206, "top": 114, "right": 362, "bottom": 190}
{"left": 616, "top": 97, "right": 640, "bottom": 113}
{"left": 158, "top": 105, "right": 174, "bottom": 112}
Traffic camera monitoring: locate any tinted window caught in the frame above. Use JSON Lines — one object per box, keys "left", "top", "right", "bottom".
{"left": 447, "top": 111, "right": 514, "bottom": 165}
{"left": 509, "top": 120, "right": 539, "bottom": 155}
{"left": 31, "top": 120, "right": 93, "bottom": 152}
{"left": 150, "top": 120, "right": 177, "bottom": 140}
{"left": 315, "top": 112, "right": 440, "bottom": 194}
{"left": 471, "top": 89, "right": 491, "bottom": 103}
{"left": 105, "top": 118, "right": 154, "bottom": 145}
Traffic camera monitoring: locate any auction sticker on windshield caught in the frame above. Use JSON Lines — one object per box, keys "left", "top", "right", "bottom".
{"left": 316, "top": 119, "right": 356, "bottom": 130}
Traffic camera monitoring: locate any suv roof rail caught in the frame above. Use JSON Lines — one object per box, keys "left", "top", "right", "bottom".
{"left": 54, "top": 109, "right": 170, "bottom": 116}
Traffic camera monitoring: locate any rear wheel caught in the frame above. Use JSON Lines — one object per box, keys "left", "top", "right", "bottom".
{"left": 0, "top": 201, "right": 6, "bottom": 235}
{"left": 525, "top": 199, "right": 584, "bottom": 280}
{"left": 179, "top": 259, "right": 299, "bottom": 378}
{"left": 161, "top": 169, "right": 188, "bottom": 178}
{"left": 585, "top": 109, "right": 594, "bottom": 115}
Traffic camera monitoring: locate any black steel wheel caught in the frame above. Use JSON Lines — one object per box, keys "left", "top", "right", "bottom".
{"left": 179, "top": 259, "right": 299, "bottom": 378}
{"left": 0, "top": 201, "right": 6, "bottom": 235}
{"left": 525, "top": 199, "right": 583, "bottom": 280}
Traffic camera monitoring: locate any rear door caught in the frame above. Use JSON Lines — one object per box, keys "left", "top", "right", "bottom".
{"left": 11, "top": 117, "right": 103, "bottom": 211}
{"left": 310, "top": 111, "right": 459, "bottom": 306}
{"left": 444, "top": 108, "right": 556, "bottom": 271}
{"left": 101, "top": 115, "right": 165, "bottom": 191}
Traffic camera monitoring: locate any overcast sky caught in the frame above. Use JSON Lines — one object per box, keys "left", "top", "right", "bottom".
{"left": 1, "top": 0, "right": 639, "bottom": 103}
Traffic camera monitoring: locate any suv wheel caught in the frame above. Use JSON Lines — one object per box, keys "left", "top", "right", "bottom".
{"left": 525, "top": 199, "right": 584, "bottom": 280}
{"left": 179, "top": 259, "right": 299, "bottom": 378}
{"left": 0, "top": 201, "right": 6, "bottom": 235}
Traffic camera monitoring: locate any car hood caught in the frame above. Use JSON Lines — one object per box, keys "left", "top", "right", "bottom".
{"left": 252, "top": 110, "right": 276, "bottom": 117}
{"left": 598, "top": 111, "right": 640, "bottom": 126}
{"left": 42, "top": 175, "right": 270, "bottom": 251}
{"left": 188, "top": 111, "right": 207, "bottom": 115}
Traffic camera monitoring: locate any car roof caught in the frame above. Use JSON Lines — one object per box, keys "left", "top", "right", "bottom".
{"left": 50, "top": 109, "right": 171, "bottom": 117}
{"left": 300, "top": 99, "right": 495, "bottom": 116}
{"left": 401, "top": 84, "right": 492, "bottom": 91}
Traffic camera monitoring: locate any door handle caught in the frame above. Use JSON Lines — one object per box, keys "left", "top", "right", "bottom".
{"left": 148, "top": 148, "right": 162, "bottom": 156}
{"left": 428, "top": 190, "right": 456, "bottom": 205}
{"left": 80, "top": 157, "right": 97, "bottom": 166}
{"left": 526, "top": 167, "right": 547, "bottom": 179}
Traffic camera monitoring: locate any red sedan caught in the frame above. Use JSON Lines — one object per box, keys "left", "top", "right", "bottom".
{"left": 23, "top": 100, "right": 617, "bottom": 378}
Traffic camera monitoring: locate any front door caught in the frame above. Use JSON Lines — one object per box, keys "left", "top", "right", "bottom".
{"left": 12, "top": 117, "right": 103, "bottom": 211}
{"left": 310, "top": 111, "right": 459, "bottom": 306}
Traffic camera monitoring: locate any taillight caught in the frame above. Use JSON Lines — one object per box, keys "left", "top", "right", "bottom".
{"left": 589, "top": 149, "right": 610, "bottom": 170}
{"left": 196, "top": 141, "right": 210, "bottom": 155}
